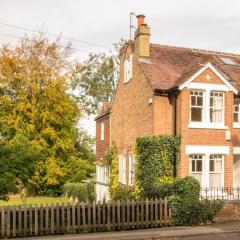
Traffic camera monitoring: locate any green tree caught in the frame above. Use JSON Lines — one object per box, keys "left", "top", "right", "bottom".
{"left": 74, "top": 41, "right": 125, "bottom": 115}
{"left": 0, "top": 35, "right": 94, "bottom": 198}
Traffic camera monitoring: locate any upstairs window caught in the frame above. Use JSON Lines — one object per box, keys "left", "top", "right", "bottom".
{"left": 190, "top": 90, "right": 204, "bottom": 122}
{"left": 100, "top": 122, "right": 104, "bottom": 141}
{"left": 210, "top": 92, "right": 224, "bottom": 124}
{"left": 234, "top": 98, "right": 240, "bottom": 124}
{"left": 124, "top": 55, "right": 132, "bottom": 83}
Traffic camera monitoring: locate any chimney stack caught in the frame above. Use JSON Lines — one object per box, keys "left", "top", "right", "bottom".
{"left": 134, "top": 14, "right": 150, "bottom": 58}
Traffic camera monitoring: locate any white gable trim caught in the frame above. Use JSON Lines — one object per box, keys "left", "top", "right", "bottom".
{"left": 179, "top": 62, "right": 238, "bottom": 94}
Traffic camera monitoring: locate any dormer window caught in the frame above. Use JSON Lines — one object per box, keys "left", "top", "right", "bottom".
{"left": 124, "top": 55, "right": 132, "bottom": 83}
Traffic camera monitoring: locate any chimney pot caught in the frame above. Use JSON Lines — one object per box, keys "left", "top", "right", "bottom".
{"left": 137, "top": 14, "right": 145, "bottom": 28}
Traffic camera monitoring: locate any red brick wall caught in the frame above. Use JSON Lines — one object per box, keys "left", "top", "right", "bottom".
{"left": 176, "top": 69, "right": 235, "bottom": 187}
{"left": 96, "top": 114, "right": 110, "bottom": 163}
{"left": 111, "top": 44, "right": 154, "bottom": 155}
{"left": 214, "top": 202, "right": 240, "bottom": 222}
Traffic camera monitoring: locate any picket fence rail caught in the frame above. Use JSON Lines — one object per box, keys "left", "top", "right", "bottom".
{"left": 0, "top": 198, "right": 171, "bottom": 238}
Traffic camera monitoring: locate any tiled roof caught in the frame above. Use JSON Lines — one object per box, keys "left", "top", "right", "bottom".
{"left": 95, "top": 102, "right": 112, "bottom": 120}
{"left": 140, "top": 44, "right": 240, "bottom": 92}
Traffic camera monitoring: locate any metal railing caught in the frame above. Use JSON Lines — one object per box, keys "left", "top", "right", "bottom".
{"left": 201, "top": 187, "right": 240, "bottom": 200}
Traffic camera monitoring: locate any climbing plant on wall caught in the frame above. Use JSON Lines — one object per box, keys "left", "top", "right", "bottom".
{"left": 135, "top": 135, "right": 181, "bottom": 198}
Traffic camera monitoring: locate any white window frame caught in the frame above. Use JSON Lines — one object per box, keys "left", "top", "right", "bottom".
{"left": 128, "top": 155, "right": 135, "bottom": 186}
{"left": 100, "top": 122, "right": 104, "bottom": 141}
{"left": 186, "top": 145, "right": 226, "bottom": 188}
{"left": 233, "top": 97, "right": 240, "bottom": 128}
{"left": 96, "top": 165, "right": 110, "bottom": 184}
{"left": 209, "top": 154, "right": 224, "bottom": 189}
{"left": 209, "top": 91, "right": 224, "bottom": 125}
{"left": 124, "top": 55, "right": 132, "bottom": 83}
{"left": 188, "top": 85, "right": 227, "bottom": 129}
{"left": 189, "top": 154, "right": 204, "bottom": 186}
{"left": 190, "top": 90, "right": 205, "bottom": 123}
{"left": 119, "top": 155, "right": 127, "bottom": 184}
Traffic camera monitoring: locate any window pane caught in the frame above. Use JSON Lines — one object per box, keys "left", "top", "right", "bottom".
{"left": 192, "top": 160, "right": 195, "bottom": 172}
{"left": 197, "top": 96, "right": 203, "bottom": 106}
{"left": 191, "top": 107, "right": 202, "bottom": 122}
{"left": 196, "top": 160, "right": 202, "bottom": 172}
{"left": 191, "top": 96, "right": 195, "bottom": 106}
{"left": 234, "top": 113, "right": 238, "bottom": 123}
{"left": 209, "top": 173, "right": 222, "bottom": 188}
{"left": 210, "top": 160, "right": 214, "bottom": 172}
{"left": 210, "top": 109, "right": 222, "bottom": 123}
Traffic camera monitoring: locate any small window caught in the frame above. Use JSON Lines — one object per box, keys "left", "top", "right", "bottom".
{"left": 234, "top": 98, "right": 240, "bottom": 123}
{"left": 210, "top": 92, "right": 224, "bottom": 124}
{"left": 100, "top": 122, "right": 104, "bottom": 141}
{"left": 190, "top": 90, "right": 204, "bottom": 122}
{"left": 124, "top": 55, "right": 132, "bottom": 83}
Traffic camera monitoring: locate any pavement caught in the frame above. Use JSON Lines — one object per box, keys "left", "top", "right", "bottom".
{"left": 9, "top": 221, "right": 240, "bottom": 240}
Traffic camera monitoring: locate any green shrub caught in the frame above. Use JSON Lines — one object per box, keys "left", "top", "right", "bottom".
{"left": 135, "top": 135, "right": 181, "bottom": 198}
{"left": 172, "top": 176, "right": 200, "bottom": 199}
{"left": 63, "top": 182, "right": 95, "bottom": 202}
{"left": 201, "top": 199, "right": 225, "bottom": 223}
{"left": 167, "top": 176, "right": 224, "bottom": 225}
{"left": 111, "top": 185, "right": 132, "bottom": 201}
{"left": 149, "top": 176, "right": 224, "bottom": 225}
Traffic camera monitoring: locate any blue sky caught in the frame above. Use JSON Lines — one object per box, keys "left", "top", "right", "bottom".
{"left": 1, "top": 0, "right": 240, "bottom": 135}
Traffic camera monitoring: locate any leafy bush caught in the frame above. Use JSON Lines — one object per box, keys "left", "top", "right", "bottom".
{"left": 63, "top": 182, "right": 95, "bottom": 202}
{"left": 135, "top": 135, "right": 181, "bottom": 198}
{"left": 111, "top": 185, "right": 133, "bottom": 201}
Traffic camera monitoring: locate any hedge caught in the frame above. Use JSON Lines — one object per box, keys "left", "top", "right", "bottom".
{"left": 135, "top": 135, "right": 181, "bottom": 198}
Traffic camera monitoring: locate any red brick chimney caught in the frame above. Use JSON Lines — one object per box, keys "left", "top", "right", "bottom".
{"left": 134, "top": 14, "right": 150, "bottom": 58}
{"left": 137, "top": 14, "right": 145, "bottom": 28}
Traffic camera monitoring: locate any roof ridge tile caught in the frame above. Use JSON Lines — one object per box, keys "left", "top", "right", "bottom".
{"left": 150, "top": 43, "right": 240, "bottom": 57}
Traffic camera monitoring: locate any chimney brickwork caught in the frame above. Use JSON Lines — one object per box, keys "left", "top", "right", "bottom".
{"left": 134, "top": 15, "right": 150, "bottom": 58}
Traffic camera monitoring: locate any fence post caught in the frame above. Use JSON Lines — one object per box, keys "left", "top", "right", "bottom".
{"left": 12, "top": 206, "right": 16, "bottom": 237}
{"left": 106, "top": 201, "right": 110, "bottom": 231}
{"left": 93, "top": 202, "right": 96, "bottom": 232}
{"left": 164, "top": 197, "right": 168, "bottom": 226}
{"left": 117, "top": 200, "right": 120, "bottom": 230}
{"left": 51, "top": 204, "right": 55, "bottom": 234}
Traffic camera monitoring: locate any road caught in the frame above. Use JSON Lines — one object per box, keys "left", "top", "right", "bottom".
{"left": 179, "top": 232, "right": 240, "bottom": 240}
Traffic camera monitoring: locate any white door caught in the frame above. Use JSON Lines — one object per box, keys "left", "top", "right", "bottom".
{"left": 233, "top": 155, "right": 240, "bottom": 188}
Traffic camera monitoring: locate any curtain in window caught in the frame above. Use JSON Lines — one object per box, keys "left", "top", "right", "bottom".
{"left": 210, "top": 93, "right": 223, "bottom": 123}
{"left": 209, "top": 155, "right": 223, "bottom": 188}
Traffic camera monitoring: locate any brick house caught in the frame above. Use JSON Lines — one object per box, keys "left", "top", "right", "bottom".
{"left": 95, "top": 14, "right": 240, "bottom": 201}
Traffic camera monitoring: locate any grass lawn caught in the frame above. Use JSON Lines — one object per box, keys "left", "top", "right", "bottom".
{"left": 0, "top": 196, "right": 69, "bottom": 206}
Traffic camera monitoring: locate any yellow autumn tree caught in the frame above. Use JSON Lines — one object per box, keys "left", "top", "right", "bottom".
{"left": 0, "top": 35, "right": 94, "bottom": 197}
